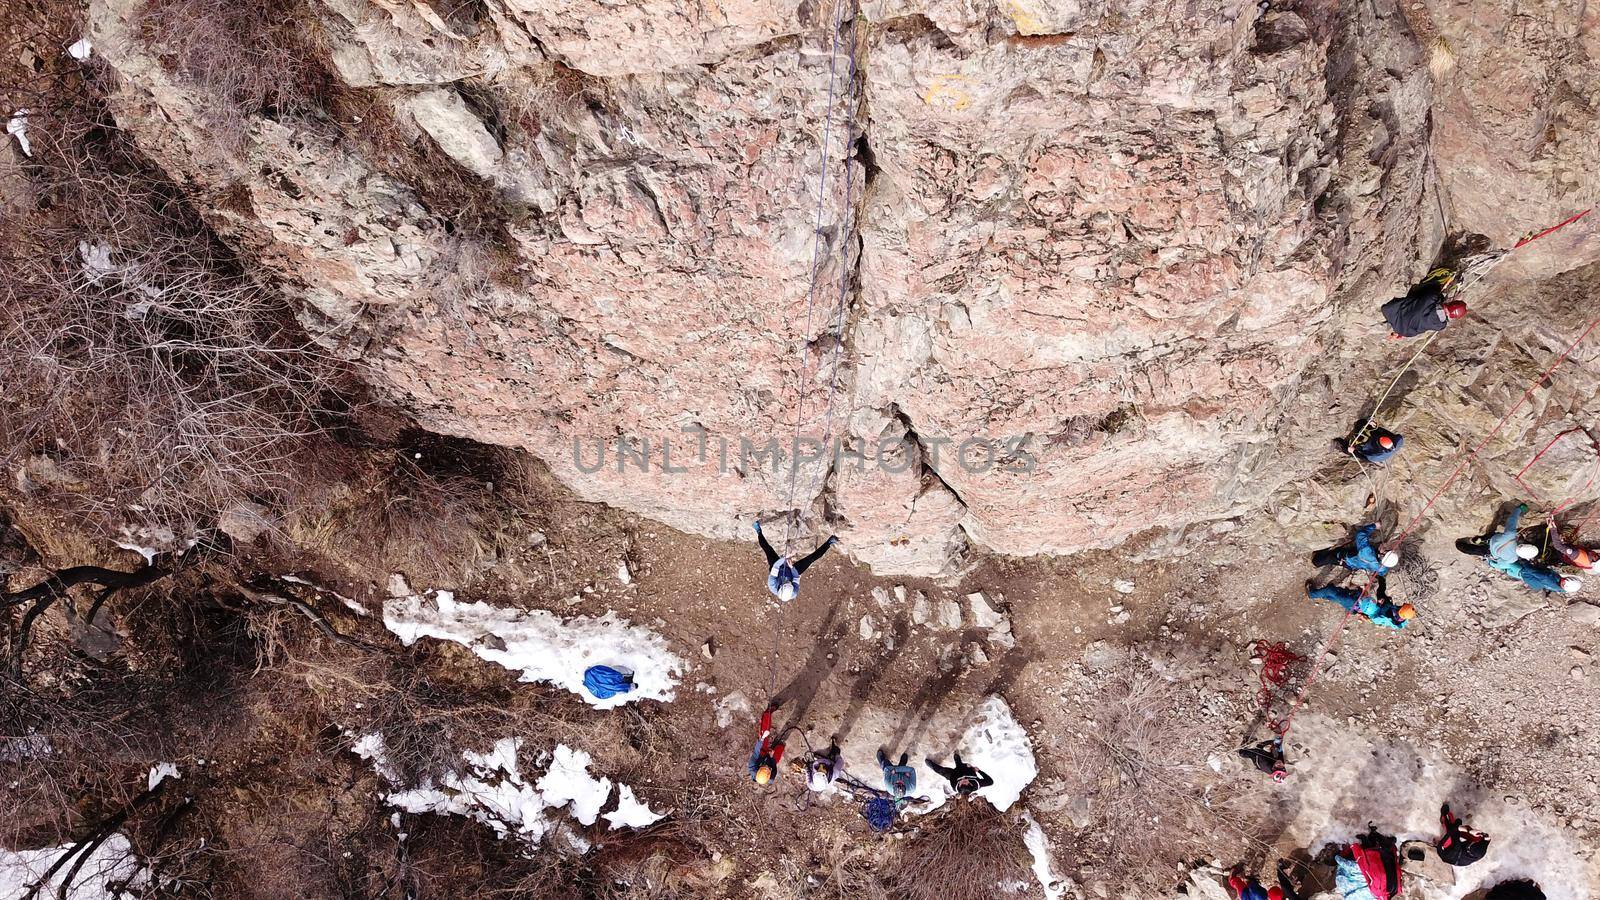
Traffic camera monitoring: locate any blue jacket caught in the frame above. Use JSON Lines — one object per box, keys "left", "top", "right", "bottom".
{"left": 767, "top": 559, "right": 799, "bottom": 598}
{"left": 1342, "top": 525, "right": 1391, "bottom": 575}
{"left": 1487, "top": 506, "right": 1526, "bottom": 564}
{"left": 1310, "top": 585, "right": 1408, "bottom": 630}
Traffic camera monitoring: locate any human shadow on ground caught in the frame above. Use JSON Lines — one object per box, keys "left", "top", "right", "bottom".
{"left": 832, "top": 610, "right": 913, "bottom": 744}
{"left": 774, "top": 598, "right": 848, "bottom": 735}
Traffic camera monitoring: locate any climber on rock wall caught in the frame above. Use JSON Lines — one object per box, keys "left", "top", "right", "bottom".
{"left": 1307, "top": 580, "right": 1416, "bottom": 629}
{"left": 754, "top": 520, "right": 837, "bottom": 603}
{"left": 1344, "top": 425, "right": 1404, "bottom": 464}
{"left": 1382, "top": 268, "right": 1467, "bottom": 339}
{"left": 1311, "top": 523, "right": 1400, "bottom": 575}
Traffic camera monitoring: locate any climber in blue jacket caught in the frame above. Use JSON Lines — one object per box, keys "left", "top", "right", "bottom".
{"left": 1311, "top": 523, "right": 1399, "bottom": 575}
{"left": 1307, "top": 580, "right": 1416, "bottom": 629}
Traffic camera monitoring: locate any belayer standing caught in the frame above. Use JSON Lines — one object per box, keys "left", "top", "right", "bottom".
{"left": 926, "top": 752, "right": 994, "bottom": 796}
{"left": 805, "top": 739, "right": 843, "bottom": 792}
{"left": 1382, "top": 268, "right": 1467, "bottom": 339}
{"left": 877, "top": 748, "right": 917, "bottom": 799}
{"left": 748, "top": 701, "right": 791, "bottom": 786}
{"left": 754, "top": 520, "right": 837, "bottom": 602}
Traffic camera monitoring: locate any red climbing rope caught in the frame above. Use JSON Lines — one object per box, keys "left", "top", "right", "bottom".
{"left": 1254, "top": 641, "right": 1305, "bottom": 735}
{"left": 1512, "top": 427, "right": 1600, "bottom": 518}
{"left": 1512, "top": 208, "right": 1592, "bottom": 249}
{"left": 1277, "top": 607, "right": 1357, "bottom": 738}
{"left": 1383, "top": 310, "right": 1600, "bottom": 552}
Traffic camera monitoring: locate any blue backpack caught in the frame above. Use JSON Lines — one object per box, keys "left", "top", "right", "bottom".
{"left": 862, "top": 797, "right": 897, "bottom": 832}
{"left": 583, "top": 665, "right": 635, "bottom": 699}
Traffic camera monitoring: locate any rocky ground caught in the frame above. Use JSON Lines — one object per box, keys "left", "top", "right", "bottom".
{"left": 4, "top": 0, "right": 1600, "bottom": 897}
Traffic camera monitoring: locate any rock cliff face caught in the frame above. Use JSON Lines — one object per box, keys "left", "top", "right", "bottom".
{"left": 85, "top": 0, "right": 1600, "bottom": 574}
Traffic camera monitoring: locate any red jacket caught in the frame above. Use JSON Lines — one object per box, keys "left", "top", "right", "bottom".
{"left": 755, "top": 708, "right": 785, "bottom": 765}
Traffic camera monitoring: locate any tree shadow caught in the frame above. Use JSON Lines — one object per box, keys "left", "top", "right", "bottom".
{"left": 832, "top": 610, "right": 912, "bottom": 744}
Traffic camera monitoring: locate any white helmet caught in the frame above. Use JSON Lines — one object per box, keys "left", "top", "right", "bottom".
{"left": 1380, "top": 551, "right": 1400, "bottom": 568}
{"left": 1516, "top": 543, "right": 1539, "bottom": 560}
{"left": 1560, "top": 575, "right": 1583, "bottom": 593}
{"left": 778, "top": 582, "right": 798, "bottom": 602}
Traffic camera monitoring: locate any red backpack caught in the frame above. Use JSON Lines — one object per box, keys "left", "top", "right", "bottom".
{"left": 1351, "top": 828, "right": 1402, "bottom": 900}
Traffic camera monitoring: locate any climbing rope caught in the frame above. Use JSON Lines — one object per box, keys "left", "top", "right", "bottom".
{"left": 1253, "top": 641, "right": 1305, "bottom": 735}
{"left": 778, "top": 0, "right": 859, "bottom": 558}
{"left": 1512, "top": 426, "right": 1600, "bottom": 519}
{"left": 765, "top": 0, "right": 858, "bottom": 698}
{"left": 1276, "top": 607, "right": 1357, "bottom": 739}
{"left": 1383, "top": 309, "right": 1600, "bottom": 552}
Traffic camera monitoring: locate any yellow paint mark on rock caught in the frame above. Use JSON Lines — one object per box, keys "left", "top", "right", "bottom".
{"left": 923, "top": 74, "right": 972, "bottom": 110}
{"left": 1003, "top": 0, "right": 1050, "bottom": 36}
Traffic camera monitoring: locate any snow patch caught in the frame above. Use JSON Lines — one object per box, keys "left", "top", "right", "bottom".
{"left": 604, "top": 785, "right": 666, "bottom": 830}
{"left": 68, "top": 37, "right": 93, "bottom": 60}
{"left": 382, "top": 590, "right": 685, "bottom": 709}
{"left": 7, "top": 110, "right": 30, "bottom": 157}
{"left": 352, "top": 734, "right": 663, "bottom": 848}
{"left": 714, "top": 691, "right": 752, "bottom": 729}
{"left": 147, "top": 762, "right": 180, "bottom": 791}
{"left": 537, "top": 744, "right": 611, "bottom": 827}
{"left": 0, "top": 833, "right": 145, "bottom": 899}
{"left": 1021, "top": 810, "right": 1068, "bottom": 900}
{"left": 959, "top": 696, "right": 1037, "bottom": 812}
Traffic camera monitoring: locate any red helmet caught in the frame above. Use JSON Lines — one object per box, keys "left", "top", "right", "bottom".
{"left": 1378, "top": 435, "right": 1394, "bottom": 449}
{"left": 1268, "top": 888, "right": 1285, "bottom": 900}
{"left": 1444, "top": 300, "right": 1468, "bottom": 319}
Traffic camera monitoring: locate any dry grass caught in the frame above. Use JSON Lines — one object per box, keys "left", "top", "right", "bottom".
{"left": 1057, "top": 665, "right": 1264, "bottom": 879}
{"left": 136, "top": 0, "right": 328, "bottom": 149}
{"left": 0, "top": 47, "right": 346, "bottom": 542}
{"left": 1428, "top": 37, "right": 1456, "bottom": 81}
{"left": 880, "top": 802, "right": 1030, "bottom": 900}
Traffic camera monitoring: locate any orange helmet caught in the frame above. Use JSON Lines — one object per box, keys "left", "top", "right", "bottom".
{"left": 1568, "top": 547, "right": 1595, "bottom": 570}
{"left": 1397, "top": 603, "right": 1418, "bottom": 620}
{"left": 1378, "top": 435, "right": 1395, "bottom": 449}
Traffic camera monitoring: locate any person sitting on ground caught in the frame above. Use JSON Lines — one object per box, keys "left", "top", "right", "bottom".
{"left": 748, "top": 700, "right": 791, "bottom": 786}
{"left": 1238, "top": 737, "right": 1288, "bottom": 782}
{"left": 805, "top": 739, "right": 843, "bottom": 792}
{"left": 1484, "top": 503, "right": 1538, "bottom": 568}
{"left": 1345, "top": 426, "right": 1404, "bottom": 464}
{"left": 1311, "top": 523, "right": 1400, "bottom": 575}
{"left": 1435, "top": 802, "right": 1490, "bottom": 867}
{"left": 877, "top": 748, "right": 917, "bottom": 799}
{"left": 754, "top": 520, "right": 837, "bottom": 603}
{"left": 926, "top": 751, "right": 994, "bottom": 796}
{"left": 1228, "top": 869, "right": 1284, "bottom": 900}
{"left": 1495, "top": 559, "right": 1582, "bottom": 594}
{"left": 1307, "top": 579, "right": 1416, "bottom": 629}
{"left": 1381, "top": 268, "right": 1466, "bottom": 339}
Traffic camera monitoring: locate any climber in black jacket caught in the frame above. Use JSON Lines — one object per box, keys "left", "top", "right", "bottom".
{"left": 925, "top": 752, "right": 994, "bottom": 796}
{"left": 1382, "top": 270, "right": 1466, "bottom": 339}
